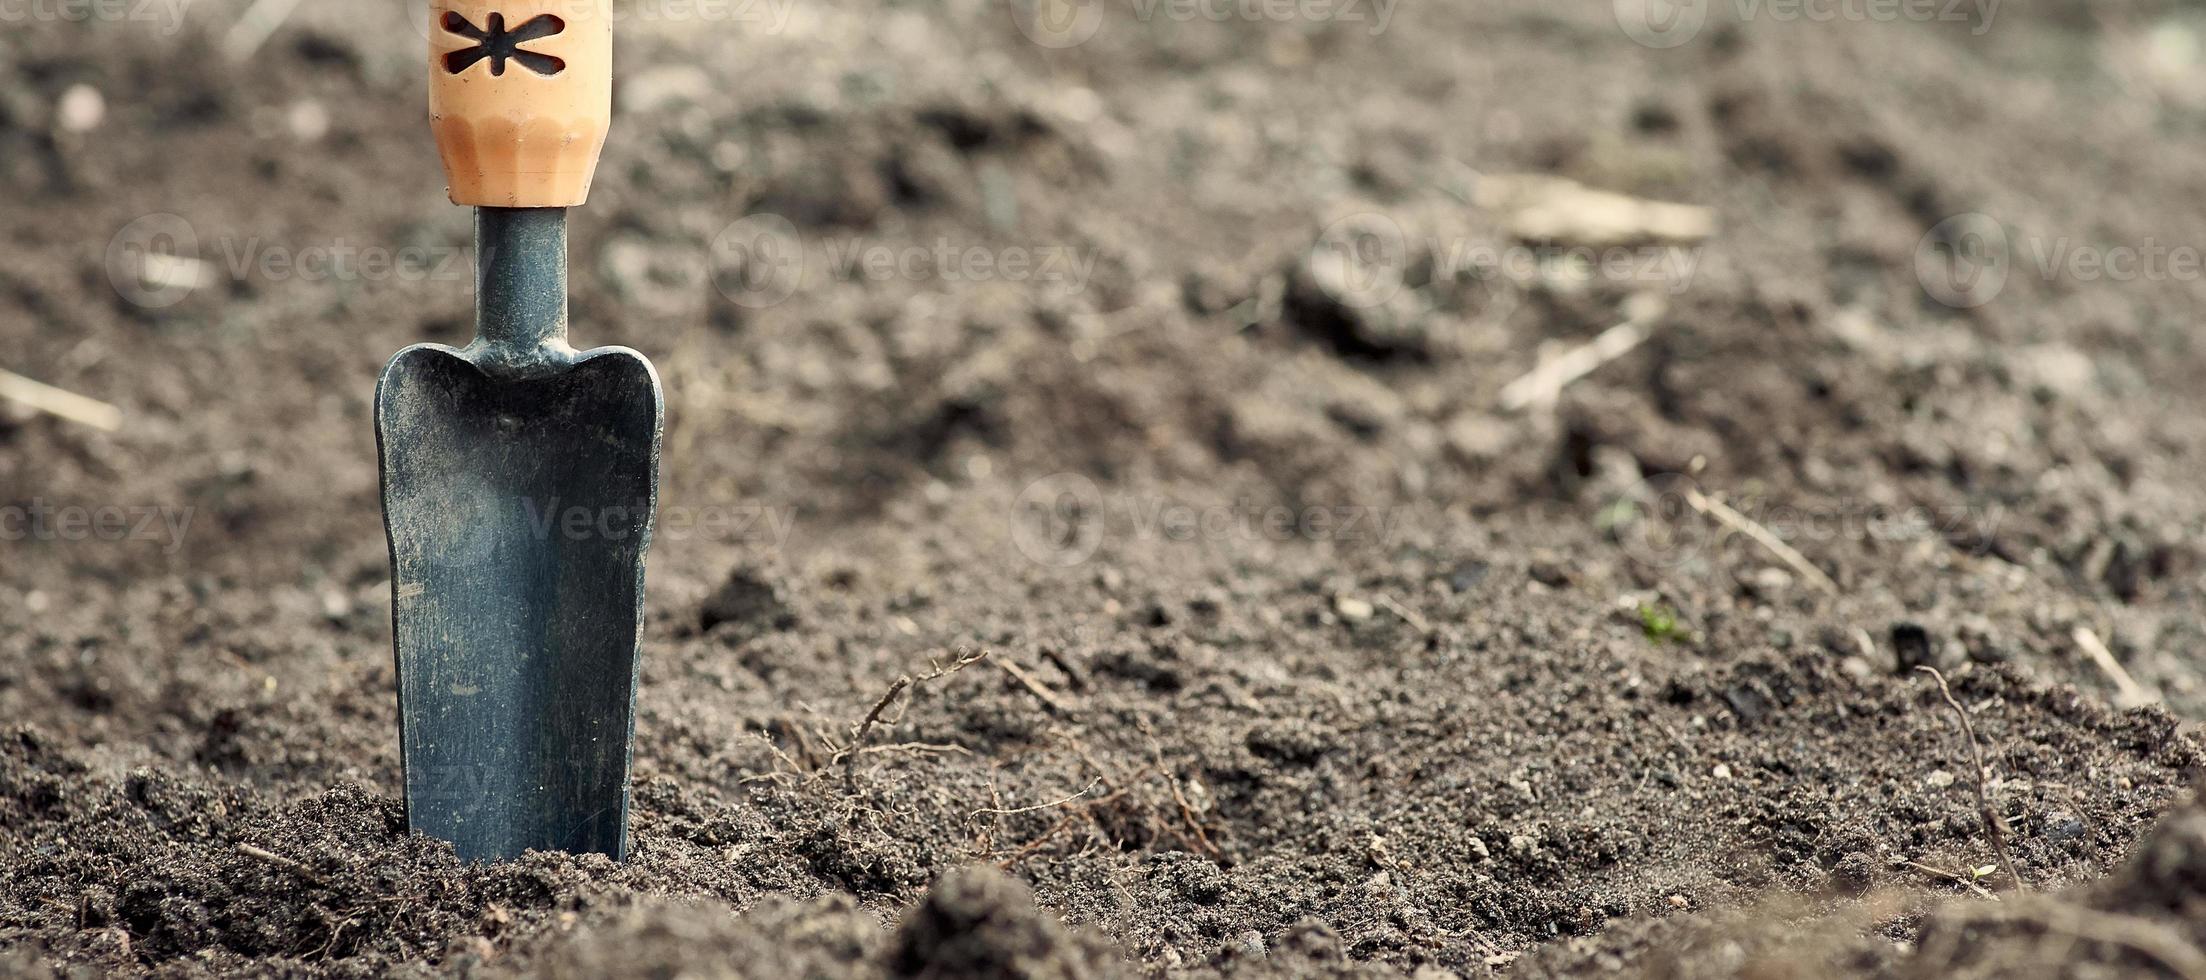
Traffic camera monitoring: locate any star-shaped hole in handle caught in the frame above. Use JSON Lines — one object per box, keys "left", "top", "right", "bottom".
{"left": 442, "top": 12, "right": 567, "bottom": 78}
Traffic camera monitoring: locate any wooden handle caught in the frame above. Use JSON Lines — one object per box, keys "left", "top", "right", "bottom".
{"left": 429, "top": 1, "right": 611, "bottom": 208}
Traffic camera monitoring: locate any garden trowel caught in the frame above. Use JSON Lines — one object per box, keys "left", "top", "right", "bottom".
{"left": 377, "top": 0, "right": 660, "bottom": 862}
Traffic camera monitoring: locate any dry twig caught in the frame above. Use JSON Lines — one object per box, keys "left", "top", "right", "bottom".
{"left": 1474, "top": 173, "right": 1717, "bottom": 246}
{"left": 921, "top": 648, "right": 994, "bottom": 682}
{"left": 1143, "top": 729, "right": 1224, "bottom": 859}
{"left": 1686, "top": 488, "right": 1841, "bottom": 595}
{"left": 0, "top": 369, "right": 121, "bottom": 431}
{"left": 838, "top": 648, "right": 990, "bottom": 782}
{"left": 970, "top": 778, "right": 1103, "bottom": 819}
{"left": 782, "top": 720, "right": 821, "bottom": 771}
{"left": 224, "top": 0, "right": 305, "bottom": 63}
{"left": 1916, "top": 666, "right": 2026, "bottom": 893}
{"left": 2073, "top": 626, "right": 2154, "bottom": 710}
{"left": 1499, "top": 318, "right": 1652, "bottom": 413}
{"left": 841, "top": 678, "right": 910, "bottom": 782}
{"left": 997, "top": 657, "right": 1078, "bottom": 715}
{"left": 1852, "top": 628, "right": 1879, "bottom": 663}
{"left": 750, "top": 731, "right": 803, "bottom": 777}
{"left": 1899, "top": 859, "right": 1999, "bottom": 901}
{"left": 994, "top": 812, "right": 1087, "bottom": 869}
{"left": 1166, "top": 773, "right": 1224, "bottom": 860}
{"left": 237, "top": 843, "right": 328, "bottom": 888}
{"left": 1039, "top": 649, "right": 1088, "bottom": 691}
{"left": 1375, "top": 594, "right": 1431, "bottom": 635}
{"left": 852, "top": 742, "right": 970, "bottom": 758}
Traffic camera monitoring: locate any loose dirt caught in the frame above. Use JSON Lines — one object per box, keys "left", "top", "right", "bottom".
{"left": 4, "top": 1, "right": 2206, "bottom": 977}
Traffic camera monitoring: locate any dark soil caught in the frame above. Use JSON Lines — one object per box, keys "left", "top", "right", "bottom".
{"left": 5, "top": 1, "right": 2206, "bottom": 977}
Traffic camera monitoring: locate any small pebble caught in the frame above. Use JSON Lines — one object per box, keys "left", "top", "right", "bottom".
{"left": 1831, "top": 851, "right": 1878, "bottom": 895}
{"left": 1890, "top": 622, "right": 1936, "bottom": 672}
{"left": 1712, "top": 763, "right": 1733, "bottom": 780}
{"left": 2046, "top": 812, "right": 2087, "bottom": 842}
{"left": 288, "top": 100, "right": 330, "bottom": 142}
{"left": 57, "top": 84, "right": 104, "bottom": 133}
{"left": 1333, "top": 595, "right": 1374, "bottom": 624}
{"left": 1527, "top": 556, "right": 1573, "bottom": 588}
{"left": 1927, "top": 769, "right": 1956, "bottom": 789}
{"left": 1232, "top": 930, "right": 1266, "bottom": 958}
{"left": 1446, "top": 560, "right": 1491, "bottom": 593}
{"left": 1748, "top": 567, "right": 1792, "bottom": 595}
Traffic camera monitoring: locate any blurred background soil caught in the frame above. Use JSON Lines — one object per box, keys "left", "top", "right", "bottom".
{"left": 4, "top": 0, "right": 2206, "bottom": 976}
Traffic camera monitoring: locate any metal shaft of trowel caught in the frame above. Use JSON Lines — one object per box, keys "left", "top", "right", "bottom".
{"left": 475, "top": 207, "right": 568, "bottom": 359}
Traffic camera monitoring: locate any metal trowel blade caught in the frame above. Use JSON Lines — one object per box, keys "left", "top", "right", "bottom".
{"left": 376, "top": 344, "right": 662, "bottom": 861}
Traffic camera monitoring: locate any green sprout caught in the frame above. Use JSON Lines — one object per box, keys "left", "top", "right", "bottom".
{"left": 1640, "top": 603, "right": 1687, "bottom": 645}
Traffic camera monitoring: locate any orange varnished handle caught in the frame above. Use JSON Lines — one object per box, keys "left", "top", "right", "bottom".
{"left": 429, "top": 1, "right": 611, "bottom": 208}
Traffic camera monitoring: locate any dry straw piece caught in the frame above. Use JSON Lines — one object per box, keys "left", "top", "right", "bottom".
{"left": 0, "top": 369, "right": 121, "bottom": 432}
